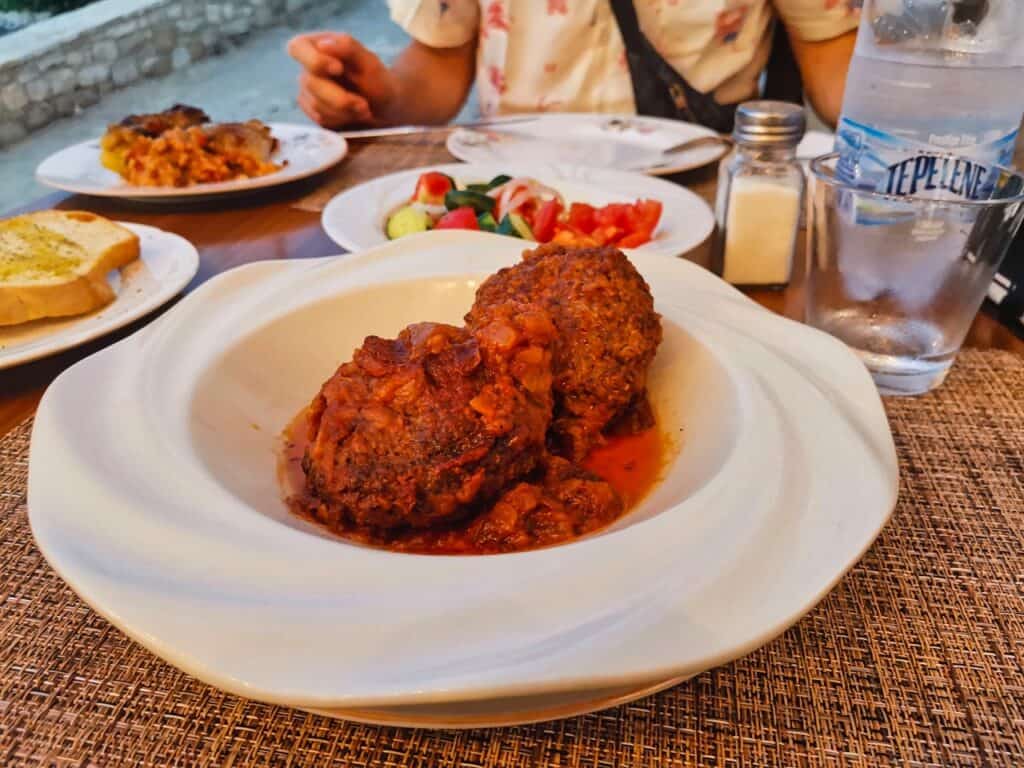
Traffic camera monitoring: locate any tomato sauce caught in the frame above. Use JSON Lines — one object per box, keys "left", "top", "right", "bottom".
{"left": 581, "top": 427, "right": 664, "bottom": 509}
{"left": 278, "top": 407, "right": 667, "bottom": 554}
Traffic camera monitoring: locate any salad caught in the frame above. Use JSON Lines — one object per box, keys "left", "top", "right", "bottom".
{"left": 386, "top": 171, "right": 663, "bottom": 248}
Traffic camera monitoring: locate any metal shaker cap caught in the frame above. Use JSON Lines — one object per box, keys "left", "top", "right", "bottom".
{"left": 732, "top": 100, "right": 806, "bottom": 147}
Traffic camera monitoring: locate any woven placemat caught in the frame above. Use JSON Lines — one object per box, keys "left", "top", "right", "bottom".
{"left": 2, "top": 348, "right": 1023, "bottom": 767}
{"left": 291, "top": 134, "right": 458, "bottom": 213}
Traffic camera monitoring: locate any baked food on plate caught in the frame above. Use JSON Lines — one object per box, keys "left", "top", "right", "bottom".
{"left": 0, "top": 210, "right": 140, "bottom": 326}
{"left": 100, "top": 104, "right": 282, "bottom": 187}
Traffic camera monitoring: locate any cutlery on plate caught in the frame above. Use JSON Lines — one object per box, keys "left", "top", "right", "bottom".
{"left": 453, "top": 127, "right": 732, "bottom": 158}
{"left": 661, "top": 135, "right": 732, "bottom": 156}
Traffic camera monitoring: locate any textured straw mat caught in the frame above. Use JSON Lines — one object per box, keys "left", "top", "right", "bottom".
{"left": 2, "top": 348, "right": 1024, "bottom": 767}
{"left": 291, "top": 134, "right": 458, "bottom": 213}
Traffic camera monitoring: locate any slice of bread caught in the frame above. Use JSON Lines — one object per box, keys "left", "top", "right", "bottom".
{"left": 0, "top": 210, "right": 140, "bottom": 326}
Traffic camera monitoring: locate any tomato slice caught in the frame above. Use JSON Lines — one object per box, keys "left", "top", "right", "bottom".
{"left": 435, "top": 206, "right": 480, "bottom": 230}
{"left": 531, "top": 199, "right": 563, "bottom": 243}
{"left": 517, "top": 199, "right": 539, "bottom": 226}
{"left": 593, "top": 203, "right": 629, "bottom": 230}
{"left": 566, "top": 202, "right": 597, "bottom": 234}
{"left": 583, "top": 225, "right": 614, "bottom": 246}
{"left": 633, "top": 199, "right": 662, "bottom": 233}
{"left": 550, "top": 228, "right": 597, "bottom": 247}
{"left": 413, "top": 172, "right": 455, "bottom": 205}
{"left": 618, "top": 231, "right": 652, "bottom": 248}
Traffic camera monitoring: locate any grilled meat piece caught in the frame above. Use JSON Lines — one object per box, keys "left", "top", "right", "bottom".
{"left": 116, "top": 104, "right": 209, "bottom": 137}
{"left": 467, "top": 244, "right": 662, "bottom": 459}
{"left": 465, "top": 455, "right": 623, "bottom": 553}
{"left": 202, "top": 120, "right": 279, "bottom": 162}
{"left": 301, "top": 306, "right": 557, "bottom": 532}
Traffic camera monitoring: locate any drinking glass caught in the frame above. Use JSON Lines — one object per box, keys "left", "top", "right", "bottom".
{"left": 807, "top": 153, "right": 1024, "bottom": 395}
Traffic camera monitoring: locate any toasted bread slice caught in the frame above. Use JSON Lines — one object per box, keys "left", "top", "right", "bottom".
{"left": 0, "top": 210, "right": 140, "bottom": 326}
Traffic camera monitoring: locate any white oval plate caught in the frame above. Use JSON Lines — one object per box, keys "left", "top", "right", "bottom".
{"left": 0, "top": 223, "right": 198, "bottom": 370}
{"left": 321, "top": 162, "right": 714, "bottom": 258}
{"left": 28, "top": 231, "right": 897, "bottom": 725}
{"left": 447, "top": 114, "right": 728, "bottom": 175}
{"left": 36, "top": 124, "right": 347, "bottom": 202}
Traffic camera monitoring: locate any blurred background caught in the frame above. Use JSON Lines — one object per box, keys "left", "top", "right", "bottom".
{"left": 0, "top": 0, "right": 479, "bottom": 212}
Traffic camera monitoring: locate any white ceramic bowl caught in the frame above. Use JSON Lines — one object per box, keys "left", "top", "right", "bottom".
{"left": 28, "top": 231, "right": 898, "bottom": 725}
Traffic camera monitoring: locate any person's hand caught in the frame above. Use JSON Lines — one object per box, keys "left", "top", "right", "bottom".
{"left": 287, "top": 32, "right": 399, "bottom": 128}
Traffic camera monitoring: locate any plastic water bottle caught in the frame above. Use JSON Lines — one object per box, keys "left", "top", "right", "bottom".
{"left": 836, "top": 0, "right": 1024, "bottom": 201}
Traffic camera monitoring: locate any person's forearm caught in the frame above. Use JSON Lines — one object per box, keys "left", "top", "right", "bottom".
{"left": 379, "top": 40, "right": 477, "bottom": 125}
{"left": 787, "top": 29, "right": 856, "bottom": 128}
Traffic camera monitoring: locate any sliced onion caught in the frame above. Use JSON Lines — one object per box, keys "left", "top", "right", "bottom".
{"left": 504, "top": 188, "right": 533, "bottom": 216}
{"left": 485, "top": 178, "right": 518, "bottom": 198}
{"left": 493, "top": 181, "right": 523, "bottom": 220}
{"left": 530, "top": 180, "right": 563, "bottom": 203}
{"left": 489, "top": 176, "right": 565, "bottom": 219}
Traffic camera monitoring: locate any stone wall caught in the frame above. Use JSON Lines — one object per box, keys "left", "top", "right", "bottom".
{"left": 0, "top": 0, "right": 317, "bottom": 147}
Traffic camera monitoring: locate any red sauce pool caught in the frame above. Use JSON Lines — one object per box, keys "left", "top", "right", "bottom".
{"left": 278, "top": 408, "right": 668, "bottom": 554}
{"left": 581, "top": 427, "right": 664, "bottom": 509}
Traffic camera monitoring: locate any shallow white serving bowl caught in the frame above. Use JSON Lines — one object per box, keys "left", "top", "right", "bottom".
{"left": 28, "top": 230, "right": 898, "bottom": 727}
{"left": 320, "top": 162, "right": 714, "bottom": 258}
{"left": 36, "top": 124, "right": 347, "bottom": 202}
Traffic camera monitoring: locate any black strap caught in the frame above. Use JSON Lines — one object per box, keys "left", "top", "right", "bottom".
{"left": 609, "top": 0, "right": 804, "bottom": 133}
{"left": 763, "top": 20, "right": 804, "bottom": 104}
{"left": 609, "top": 0, "right": 737, "bottom": 132}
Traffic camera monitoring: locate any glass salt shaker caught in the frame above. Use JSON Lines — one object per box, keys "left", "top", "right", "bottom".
{"left": 713, "top": 101, "right": 806, "bottom": 288}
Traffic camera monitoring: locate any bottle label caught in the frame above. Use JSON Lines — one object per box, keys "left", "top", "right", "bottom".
{"left": 835, "top": 117, "right": 1018, "bottom": 201}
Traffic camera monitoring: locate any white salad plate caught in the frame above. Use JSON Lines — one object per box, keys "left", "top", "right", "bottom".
{"left": 446, "top": 114, "right": 728, "bottom": 175}
{"left": 321, "top": 162, "right": 714, "bottom": 257}
{"left": 28, "top": 230, "right": 898, "bottom": 728}
{"left": 35, "top": 124, "right": 347, "bottom": 202}
{"left": 0, "top": 223, "right": 198, "bottom": 370}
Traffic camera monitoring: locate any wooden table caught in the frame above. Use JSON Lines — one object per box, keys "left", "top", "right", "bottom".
{"left": 3, "top": 138, "right": 1022, "bottom": 439}
{"left": 4, "top": 139, "right": 1024, "bottom": 767}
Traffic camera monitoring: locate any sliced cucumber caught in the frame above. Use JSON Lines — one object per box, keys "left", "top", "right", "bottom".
{"left": 496, "top": 214, "right": 517, "bottom": 237}
{"left": 386, "top": 206, "right": 433, "bottom": 240}
{"left": 509, "top": 213, "right": 534, "bottom": 239}
{"left": 477, "top": 211, "right": 498, "bottom": 232}
{"left": 444, "top": 189, "right": 495, "bottom": 214}
{"left": 488, "top": 174, "right": 513, "bottom": 188}
{"left": 497, "top": 213, "right": 534, "bottom": 240}
{"left": 465, "top": 182, "right": 492, "bottom": 193}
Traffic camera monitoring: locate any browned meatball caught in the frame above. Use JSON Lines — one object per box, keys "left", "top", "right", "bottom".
{"left": 466, "top": 456, "right": 624, "bottom": 553}
{"left": 301, "top": 306, "right": 556, "bottom": 532}
{"left": 466, "top": 244, "right": 662, "bottom": 459}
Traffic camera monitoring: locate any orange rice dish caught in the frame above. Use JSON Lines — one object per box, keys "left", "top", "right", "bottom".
{"left": 100, "top": 105, "right": 283, "bottom": 188}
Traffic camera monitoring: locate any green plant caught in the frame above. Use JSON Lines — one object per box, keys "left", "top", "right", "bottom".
{"left": 0, "top": 0, "right": 95, "bottom": 12}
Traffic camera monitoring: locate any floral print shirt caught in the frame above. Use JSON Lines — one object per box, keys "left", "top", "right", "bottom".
{"left": 388, "top": 0, "right": 859, "bottom": 116}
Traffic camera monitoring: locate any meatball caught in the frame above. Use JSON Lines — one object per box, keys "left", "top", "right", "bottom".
{"left": 467, "top": 244, "right": 662, "bottom": 459}
{"left": 466, "top": 455, "right": 624, "bottom": 553}
{"left": 301, "top": 306, "right": 556, "bottom": 532}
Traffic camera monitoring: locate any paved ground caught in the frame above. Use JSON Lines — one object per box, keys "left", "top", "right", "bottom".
{"left": 0, "top": 0, "right": 477, "bottom": 212}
